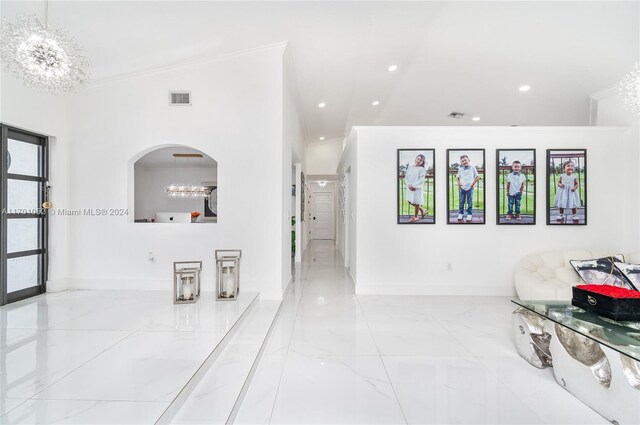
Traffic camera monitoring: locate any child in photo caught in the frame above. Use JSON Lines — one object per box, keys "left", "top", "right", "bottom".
{"left": 456, "top": 154, "right": 480, "bottom": 222}
{"left": 506, "top": 160, "right": 525, "bottom": 220}
{"left": 405, "top": 154, "right": 427, "bottom": 223}
{"left": 553, "top": 160, "right": 581, "bottom": 221}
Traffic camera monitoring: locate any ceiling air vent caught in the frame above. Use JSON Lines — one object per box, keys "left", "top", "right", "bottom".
{"left": 448, "top": 112, "right": 464, "bottom": 119}
{"left": 169, "top": 91, "right": 191, "bottom": 106}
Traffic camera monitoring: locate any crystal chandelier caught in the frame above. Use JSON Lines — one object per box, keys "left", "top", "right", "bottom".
{"left": 166, "top": 154, "right": 211, "bottom": 199}
{"left": 165, "top": 184, "right": 211, "bottom": 199}
{"left": 0, "top": 2, "right": 90, "bottom": 95}
{"left": 619, "top": 61, "right": 640, "bottom": 114}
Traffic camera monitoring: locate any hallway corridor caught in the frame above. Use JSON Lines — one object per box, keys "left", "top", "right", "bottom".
{"left": 234, "top": 241, "right": 606, "bottom": 425}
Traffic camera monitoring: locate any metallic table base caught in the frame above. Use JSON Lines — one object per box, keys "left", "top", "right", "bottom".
{"left": 512, "top": 307, "right": 640, "bottom": 425}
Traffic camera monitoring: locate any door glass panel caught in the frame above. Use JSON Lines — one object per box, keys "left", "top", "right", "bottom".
{"left": 2, "top": 127, "right": 47, "bottom": 305}
{"left": 7, "top": 219, "right": 39, "bottom": 253}
{"left": 7, "top": 255, "right": 39, "bottom": 293}
{"left": 8, "top": 139, "right": 39, "bottom": 176}
{"left": 8, "top": 179, "right": 39, "bottom": 211}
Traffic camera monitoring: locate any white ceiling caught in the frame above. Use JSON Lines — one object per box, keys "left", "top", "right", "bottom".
{"left": 135, "top": 146, "right": 217, "bottom": 168}
{"left": 2, "top": 1, "right": 638, "bottom": 141}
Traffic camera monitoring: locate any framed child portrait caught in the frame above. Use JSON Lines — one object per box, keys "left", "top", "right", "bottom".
{"left": 397, "top": 149, "right": 435, "bottom": 224}
{"left": 547, "top": 149, "right": 587, "bottom": 225}
{"left": 496, "top": 149, "right": 536, "bottom": 225}
{"left": 446, "top": 149, "right": 485, "bottom": 224}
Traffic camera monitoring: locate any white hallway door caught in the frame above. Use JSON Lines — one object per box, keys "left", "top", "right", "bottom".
{"left": 312, "top": 192, "right": 333, "bottom": 240}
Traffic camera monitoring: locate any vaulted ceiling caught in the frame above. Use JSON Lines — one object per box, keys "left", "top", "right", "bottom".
{"left": 2, "top": 1, "right": 638, "bottom": 142}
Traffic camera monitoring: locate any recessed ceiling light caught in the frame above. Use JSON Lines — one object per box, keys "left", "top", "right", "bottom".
{"left": 318, "top": 102, "right": 326, "bottom": 108}
{"left": 372, "top": 100, "right": 380, "bottom": 106}
{"left": 519, "top": 85, "right": 531, "bottom": 92}
{"left": 472, "top": 117, "right": 481, "bottom": 121}
{"left": 319, "top": 136, "right": 325, "bottom": 140}
{"left": 388, "top": 65, "right": 398, "bottom": 72}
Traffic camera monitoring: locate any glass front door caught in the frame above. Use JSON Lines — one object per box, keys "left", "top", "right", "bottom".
{"left": 1, "top": 125, "right": 48, "bottom": 306}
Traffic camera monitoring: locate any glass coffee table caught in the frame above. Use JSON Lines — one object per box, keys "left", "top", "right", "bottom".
{"left": 512, "top": 299, "right": 640, "bottom": 424}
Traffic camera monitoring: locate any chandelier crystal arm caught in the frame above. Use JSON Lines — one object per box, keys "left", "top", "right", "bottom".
{"left": 619, "top": 61, "right": 640, "bottom": 114}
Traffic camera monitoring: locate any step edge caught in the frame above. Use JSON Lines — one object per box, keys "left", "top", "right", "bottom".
{"left": 225, "top": 300, "right": 285, "bottom": 424}
{"left": 154, "top": 292, "right": 261, "bottom": 425}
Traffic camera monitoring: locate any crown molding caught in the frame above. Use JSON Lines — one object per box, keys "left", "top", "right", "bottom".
{"left": 590, "top": 84, "right": 618, "bottom": 101}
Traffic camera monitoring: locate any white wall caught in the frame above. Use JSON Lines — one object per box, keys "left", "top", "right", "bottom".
{"left": 591, "top": 85, "right": 640, "bottom": 245}
{"left": 345, "top": 126, "right": 639, "bottom": 296}
{"left": 0, "top": 73, "right": 71, "bottom": 292}
{"left": 337, "top": 129, "right": 358, "bottom": 281}
{"left": 134, "top": 166, "right": 216, "bottom": 221}
{"left": 284, "top": 47, "right": 307, "bottom": 265}
{"left": 306, "top": 138, "right": 343, "bottom": 176}
{"left": 591, "top": 86, "right": 640, "bottom": 127}
{"left": 64, "top": 44, "right": 287, "bottom": 299}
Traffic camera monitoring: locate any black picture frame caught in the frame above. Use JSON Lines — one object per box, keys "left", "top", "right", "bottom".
{"left": 496, "top": 149, "right": 536, "bottom": 225}
{"left": 446, "top": 149, "right": 486, "bottom": 225}
{"left": 546, "top": 149, "right": 587, "bottom": 225}
{"left": 397, "top": 149, "right": 436, "bottom": 224}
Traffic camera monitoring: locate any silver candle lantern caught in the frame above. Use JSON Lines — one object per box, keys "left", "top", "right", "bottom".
{"left": 173, "top": 261, "right": 202, "bottom": 304}
{"left": 215, "top": 250, "right": 241, "bottom": 301}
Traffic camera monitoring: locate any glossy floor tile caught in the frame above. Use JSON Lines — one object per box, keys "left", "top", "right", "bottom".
{"left": 1, "top": 329, "right": 130, "bottom": 399}
{"left": 0, "top": 241, "right": 613, "bottom": 424}
{"left": 236, "top": 240, "right": 609, "bottom": 425}
{"left": 0, "top": 329, "right": 42, "bottom": 350}
{"left": 233, "top": 354, "right": 287, "bottom": 425}
{"left": 1, "top": 399, "right": 167, "bottom": 424}
{"left": 477, "top": 355, "right": 608, "bottom": 424}
{"left": 288, "top": 315, "right": 379, "bottom": 356}
{"left": 382, "top": 355, "right": 545, "bottom": 424}
{"left": 365, "top": 318, "right": 471, "bottom": 357}
{"left": 170, "top": 301, "right": 280, "bottom": 424}
{"left": 270, "top": 355, "right": 406, "bottom": 424}
{"left": 0, "top": 290, "right": 258, "bottom": 424}
{"left": 33, "top": 330, "right": 222, "bottom": 402}
{"left": 0, "top": 399, "right": 27, "bottom": 416}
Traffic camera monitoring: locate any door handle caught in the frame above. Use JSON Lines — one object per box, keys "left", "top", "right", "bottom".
{"left": 313, "top": 217, "right": 316, "bottom": 220}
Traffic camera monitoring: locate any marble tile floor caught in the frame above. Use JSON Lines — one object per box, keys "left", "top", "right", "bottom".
{"left": 165, "top": 300, "right": 280, "bottom": 424}
{"left": 0, "top": 290, "right": 258, "bottom": 424}
{"left": 0, "top": 241, "right": 614, "bottom": 424}
{"left": 235, "top": 240, "right": 609, "bottom": 425}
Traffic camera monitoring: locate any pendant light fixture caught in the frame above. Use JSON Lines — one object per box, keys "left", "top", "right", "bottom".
{"left": 165, "top": 153, "right": 211, "bottom": 199}
{"left": 0, "top": 0, "right": 91, "bottom": 95}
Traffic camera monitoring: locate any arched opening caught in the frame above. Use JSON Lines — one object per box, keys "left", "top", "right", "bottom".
{"left": 132, "top": 146, "right": 217, "bottom": 223}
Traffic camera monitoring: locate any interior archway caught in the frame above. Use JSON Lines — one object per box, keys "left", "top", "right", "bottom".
{"left": 132, "top": 146, "right": 217, "bottom": 223}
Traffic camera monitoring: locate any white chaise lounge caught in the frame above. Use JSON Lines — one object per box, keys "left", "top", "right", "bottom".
{"left": 513, "top": 250, "right": 640, "bottom": 301}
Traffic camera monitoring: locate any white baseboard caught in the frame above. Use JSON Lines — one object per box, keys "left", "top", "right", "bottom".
{"left": 281, "top": 276, "right": 292, "bottom": 294}
{"left": 355, "top": 283, "right": 516, "bottom": 297}
{"left": 67, "top": 278, "right": 171, "bottom": 291}
{"left": 46, "top": 279, "right": 68, "bottom": 292}
{"left": 65, "top": 278, "right": 285, "bottom": 299}
{"left": 346, "top": 268, "right": 356, "bottom": 287}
